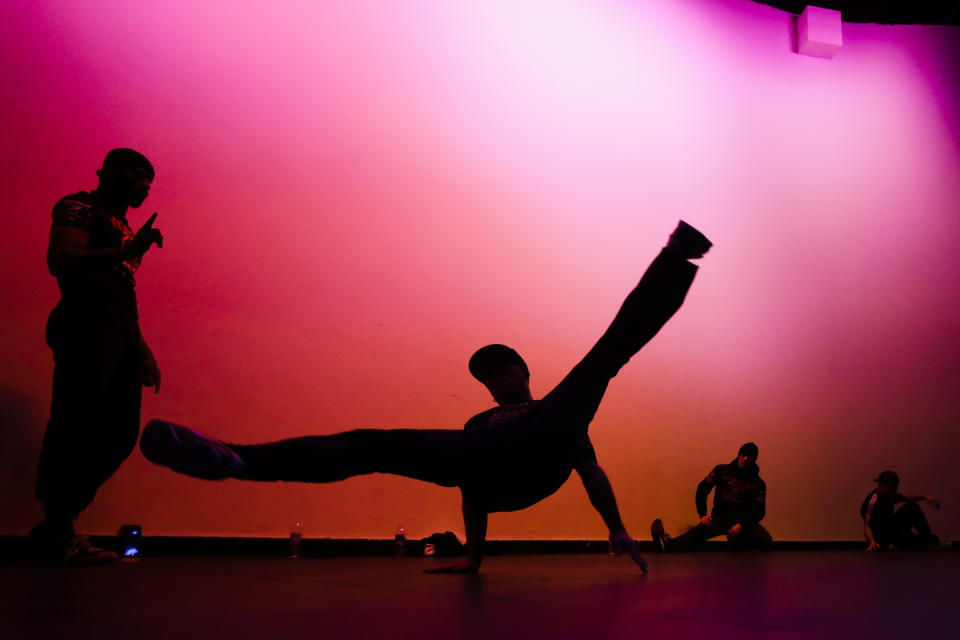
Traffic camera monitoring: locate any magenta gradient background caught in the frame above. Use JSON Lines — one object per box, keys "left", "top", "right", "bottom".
{"left": 1, "top": 0, "right": 958, "bottom": 541}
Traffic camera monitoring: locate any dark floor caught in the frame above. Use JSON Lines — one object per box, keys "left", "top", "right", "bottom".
{"left": 2, "top": 551, "right": 953, "bottom": 639}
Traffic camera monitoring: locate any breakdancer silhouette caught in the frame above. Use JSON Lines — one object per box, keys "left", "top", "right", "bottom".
{"left": 140, "top": 221, "right": 711, "bottom": 572}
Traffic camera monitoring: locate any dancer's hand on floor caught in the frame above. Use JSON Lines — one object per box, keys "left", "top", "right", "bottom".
{"left": 866, "top": 541, "right": 882, "bottom": 552}
{"left": 610, "top": 531, "right": 647, "bottom": 573}
{"left": 424, "top": 561, "right": 480, "bottom": 574}
{"left": 699, "top": 515, "right": 712, "bottom": 526}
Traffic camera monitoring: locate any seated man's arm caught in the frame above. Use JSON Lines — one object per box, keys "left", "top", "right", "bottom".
{"left": 728, "top": 478, "right": 766, "bottom": 540}
{"left": 424, "top": 499, "right": 487, "bottom": 573}
{"left": 864, "top": 524, "right": 881, "bottom": 551}
{"left": 695, "top": 468, "right": 718, "bottom": 525}
{"left": 901, "top": 493, "right": 941, "bottom": 509}
{"left": 575, "top": 459, "right": 647, "bottom": 571}
{"left": 741, "top": 479, "right": 767, "bottom": 527}
{"left": 861, "top": 493, "right": 882, "bottom": 551}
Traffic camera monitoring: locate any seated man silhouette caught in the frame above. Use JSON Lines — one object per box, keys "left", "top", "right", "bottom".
{"left": 140, "top": 221, "right": 711, "bottom": 573}
{"left": 651, "top": 442, "right": 772, "bottom": 552}
{"left": 862, "top": 470, "right": 940, "bottom": 551}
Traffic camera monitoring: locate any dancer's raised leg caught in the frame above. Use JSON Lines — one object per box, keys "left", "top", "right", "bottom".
{"left": 535, "top": 220, "right": 710, "bottom": 436}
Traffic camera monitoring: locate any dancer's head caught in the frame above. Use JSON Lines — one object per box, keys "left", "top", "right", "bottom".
{"left": 96, "top": 148, "right": 155, "bottom": 208}
{"left": 469, "top": 344, "right": 531, "bottom": 405}
{"left": 874, "top": 470, "right": 899, "bottom": 496}
{"left": 737, "top": 442, "right": 758, "bottom": 470}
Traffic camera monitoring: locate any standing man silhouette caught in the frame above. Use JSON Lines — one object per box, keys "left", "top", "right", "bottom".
{"left": 30, "top": 148, "right": 164, "bottom": 563}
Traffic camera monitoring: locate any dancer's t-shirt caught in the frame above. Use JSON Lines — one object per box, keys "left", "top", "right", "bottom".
{"left": 860, "top": 490, "right": 907, "bottom": 534}
{"left": 464, "top": 400, "right": 598, "bottom": 469}
{"left": 49, "top": 191, "right": 141, "bottom": 331}
{"left": 459, "top": 399, "right": 595, "bottom": 512}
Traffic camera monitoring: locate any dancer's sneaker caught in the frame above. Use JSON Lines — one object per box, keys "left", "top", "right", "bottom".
{"left": 651, "top": 518, "right": 671, "bottom": 552}
{"left": 140, "top": 419, "right": 246, "bottom": 480}
{"left": 666, "top": 220, "right": 712, "bottom": 259}
{"left": 63, "top": 536, "right": 119, "bottom": 564}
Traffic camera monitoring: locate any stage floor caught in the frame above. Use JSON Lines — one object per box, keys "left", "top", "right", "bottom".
{"left": 3, "top": 551, "right": 953, "bottom": 639}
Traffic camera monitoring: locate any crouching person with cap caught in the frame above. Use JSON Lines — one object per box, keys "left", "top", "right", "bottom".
{"left": 862, "top": 471, "right": 941, "bottom": 551}
{"left": 29, "top": 148, "right": 164, "bottom": 563}
{"left": 651, "top": 442, "right": 772, "bottom": 552}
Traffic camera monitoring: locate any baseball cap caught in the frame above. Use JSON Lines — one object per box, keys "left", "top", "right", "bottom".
{"left": 738, "top": 442, "right": 759, "bottom": 459}
{"left": 874, "top": 470, "right": 899, "bottom": 486}
{"left": 102, "top": 148, "right": 154, "bottom": 175}
{"left": 468, "top": 344, "right": 527, "bottom": 382}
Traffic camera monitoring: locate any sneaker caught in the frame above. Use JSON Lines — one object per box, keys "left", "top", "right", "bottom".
{"left": 666, "top": 220, "right": 712, "bottom": 259}
{"left": 140, "top": 419, "right": 246, "bottom": 480}
{"left": 651, "top": 518, "right": 670, "bottom": 552}
{"left": 63, "top": 535, "right": 119, "bottom": 564}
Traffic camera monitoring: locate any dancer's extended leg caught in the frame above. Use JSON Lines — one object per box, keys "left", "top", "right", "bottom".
{"left": 230, "top": 428, "right": 475, "bottom": 486}
{"left": 141, "top": 420, "right": 481, "bottom": 487}
{"left": 536, "top": 222, "right": 709, "bottom": 437}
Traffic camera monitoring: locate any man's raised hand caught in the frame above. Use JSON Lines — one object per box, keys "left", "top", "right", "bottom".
{"left": 129, "top": 212, "right": 163, "bottom": 256}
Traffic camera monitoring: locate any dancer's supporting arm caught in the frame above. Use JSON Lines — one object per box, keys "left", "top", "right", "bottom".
{"left": 424, "top": 500, "right": 487, "bottom": 573}
{"left": 575, "top": 460, "right": 647, "bottom": 571}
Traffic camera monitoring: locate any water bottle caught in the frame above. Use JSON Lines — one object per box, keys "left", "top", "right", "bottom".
{"left": 423, "top": 543, "right": 436, "bottom": 557}
{"left": 289, "top": 521, "right": 303, "bottom": 558}
{"left": 394, "top": 525, "right": 407, "bottom": 556}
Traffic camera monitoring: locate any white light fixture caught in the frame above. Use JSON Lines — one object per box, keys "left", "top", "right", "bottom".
{"left": 798, "top": 5, "right": 842, "bottom": 59}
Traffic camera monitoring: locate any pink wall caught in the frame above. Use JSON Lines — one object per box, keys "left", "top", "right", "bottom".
{"left": 1, "top": 0, "right": 958, "bottom": 541}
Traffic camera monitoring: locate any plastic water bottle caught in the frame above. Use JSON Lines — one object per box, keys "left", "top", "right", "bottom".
{"left": 289, "top": 522, "right": 303, "bottom": 558}
{"left": 394, "top": 525, "right": 407, "bottom": 556}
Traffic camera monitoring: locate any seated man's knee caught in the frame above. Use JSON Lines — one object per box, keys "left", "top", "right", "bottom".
{"left": 898, "top": 501, "right": 922, "bottom": 517}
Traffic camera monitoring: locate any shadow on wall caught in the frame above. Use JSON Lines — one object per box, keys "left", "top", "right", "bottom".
{"left": 0, "top": 386, "right": 45, "bottom": 533}
{"left": 788, "top": 15, "right": 798, "bottom": 53}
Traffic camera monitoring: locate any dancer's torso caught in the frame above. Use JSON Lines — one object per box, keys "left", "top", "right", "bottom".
{"left": 458, "top": 400, "right": 596, "bottom": 513}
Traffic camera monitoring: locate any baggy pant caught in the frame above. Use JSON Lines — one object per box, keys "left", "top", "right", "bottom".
{"left": 875, "top": 501, "right": 938, "bottom": 548}
{"left": 36, "top": 309, "right": 142, "bottom": 521}
{"left": 229, "top": 249, "right": 700, "bottom": 513}
{"left": 668, "top": 517, "right": 774, "bottom": 551}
